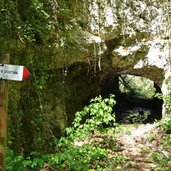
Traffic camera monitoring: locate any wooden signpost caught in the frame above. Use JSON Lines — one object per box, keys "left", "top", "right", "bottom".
{"left": 0, "top": 53, "right": 29, "bottom": 171}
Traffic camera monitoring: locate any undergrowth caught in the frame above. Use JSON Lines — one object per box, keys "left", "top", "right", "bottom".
{"left": 6, "top": 95, "right": 171, "bottom": 171}
{"left": 7, "top": 95, "right": 126, "bottom": 171}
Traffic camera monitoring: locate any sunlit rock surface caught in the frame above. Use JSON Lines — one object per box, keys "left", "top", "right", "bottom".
{"left": 82, "top": 0, "right": 170, "bottom": 116}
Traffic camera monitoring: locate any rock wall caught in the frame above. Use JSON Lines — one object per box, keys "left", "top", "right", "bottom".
{"left": 81, "top": 0, "right": 170, "bottom": 117}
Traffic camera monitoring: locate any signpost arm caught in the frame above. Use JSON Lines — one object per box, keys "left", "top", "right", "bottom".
{"left": 0, "top": 54, "right": 9, "bottom": 171}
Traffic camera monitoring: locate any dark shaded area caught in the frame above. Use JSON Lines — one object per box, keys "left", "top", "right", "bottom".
{"left": 101, "top": 73, "right": 120, "bottom": 98}
{"left": 101, "top": 74, "right": 163, "bottom": 124}
{"left": 114, "top": 93, "right": 163, "bottom": 123}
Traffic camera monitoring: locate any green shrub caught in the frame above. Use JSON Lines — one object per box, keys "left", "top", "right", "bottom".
{"left": 161, "top": 117, "right": 171, "bottom": 133}
{"left": 6, "top": 149, "right": 48, "bottom": 171}
{"left": 6, "top": 149, "right": 26, "bottom": 171}
{"left": 149, "top": 151, "right": 169, "bottom": 167}
{"left": 50, "top": 145, "right": 108, "bottom": 171}
{"left": 65, "top": 95, "right": 116, "bottom": 140}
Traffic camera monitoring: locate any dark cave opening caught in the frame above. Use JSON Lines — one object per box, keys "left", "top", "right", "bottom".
{"left": 100, "top": 73, "right": 163, "bottom": 124}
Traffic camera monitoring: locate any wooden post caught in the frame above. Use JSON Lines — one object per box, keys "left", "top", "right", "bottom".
{"left": 0, "top": 53, "right": 9, "bottom": 171}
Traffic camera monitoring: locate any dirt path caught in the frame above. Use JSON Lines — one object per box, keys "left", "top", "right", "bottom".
{"left": 72, "top": 122, "right": 170, "bottom": 171}
{"left": 116, "top": 123, "right": 168, "bottom": 171}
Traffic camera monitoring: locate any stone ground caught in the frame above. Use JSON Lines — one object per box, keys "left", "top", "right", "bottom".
{"left": 116, "top": 123, "right": 171, "bottom": 171}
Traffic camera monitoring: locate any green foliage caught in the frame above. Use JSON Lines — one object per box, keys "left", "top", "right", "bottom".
{"left": 6, "top": 95, "right": 123, "bottom": 171}
{"left": 141, "top": 146, "right": 151, "bottom": 154}
{"left": 155, "top": 93, "right": 171, "bottom": 103}
{"left": 50, "top": 145, "right": 108, "bottom": 171}
{"left": 112, "top": 154, "right": 127, "bottom": 167}
{"left": 48, "top": 95, "right": 126, "bottom": 170}
{"left": 6, "top": 149, "right": 48, "bottom": 171}
{"left": 155, "top": 93, "right": 171, "bottom": 114}
{"left": 65, "top": 95, "right": 116, "bottom": 140}
{"left": 119, "top": 75, "right": 156, "bottom": 98}
{"left": 16, "top": 0, "right": 51, "bottom": 43}
{"left": 148, "top": 118, "right": 171, "bottom": 171}
{"left": 147, "top": 132, "right": 156, "bottom": 142}
{"left": 6, "top": 149, "right": 26, "bottom": 171}
{"left": 4, "top": 0, "right": 85, "bottom": 155}
{"left": 149, "top": 151, "right": 169, "bottom": 169}
{"left": 51, "top": 95, "right": 117, "bottom": 170}
{"left": 124, "top": 111, "right": 150, "bottom": 123}
{"left": 8, "top": 92, "right": 171, "bottom": 171}
{"left": 0, "top": 0, "right": 81, "bottom": 47}
{"left": 48, "top": 144, "right": 126, "bottom": 170}
{"left": 161, "top": 117, "right": 171, "bottom": 133}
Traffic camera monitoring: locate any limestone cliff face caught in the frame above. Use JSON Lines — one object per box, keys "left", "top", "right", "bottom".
{"left": 45, "top": 0, "right": 170, "bottom": 133}
{"left": 49, "top": 1, "right": 170, "bottom": 74}
{"left": 83, "top": 0, "right": 169, "bottom": 74}
{"left": 79, "top": 0, "right": 170, "bottom": 116}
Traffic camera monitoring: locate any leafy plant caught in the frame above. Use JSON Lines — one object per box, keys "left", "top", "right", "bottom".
{"left": 6, "top": 149, "right": 48, "bottom": 171}
{"left": 161, "top": 117, "right": 171, "bottom": 133}
{"left": 149, "top": 118, "right": 171, "bottom": 171}
{"left": 147, "top": 132, "right": 156, "bottom": 142}
{"left": 155, "top": 93, "right": 171, "bottom": 115}
{"left": 149, "top": 151, "right": 169, "bottom": 167}
{"left": 65, "top": 95, "right": 116, "bottom": 140}
{"left": 141, "top": 146, "right": 151, "bottom": 154}
{"left": 49, "top": 145, "right": 109, "bottom": 171}
{"left": 112, "top": 154, "right": 127, "bottom": 167}
{"left": 6, "top": 149, "right": 26, "bottom": 171}
{"left": 6, "top": 95, "right": 122, "bottom": 171}
{"left": 124, "top": 111, "right": 150, "bottom": 124}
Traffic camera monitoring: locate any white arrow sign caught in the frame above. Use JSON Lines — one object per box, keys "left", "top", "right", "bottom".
{"left": 0, "top": 64, "right": 29, "bottom": 81}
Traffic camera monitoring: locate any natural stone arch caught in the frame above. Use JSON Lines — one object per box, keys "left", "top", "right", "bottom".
{"left": 99, "top": 70, "right": 163, "bottom": 123}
